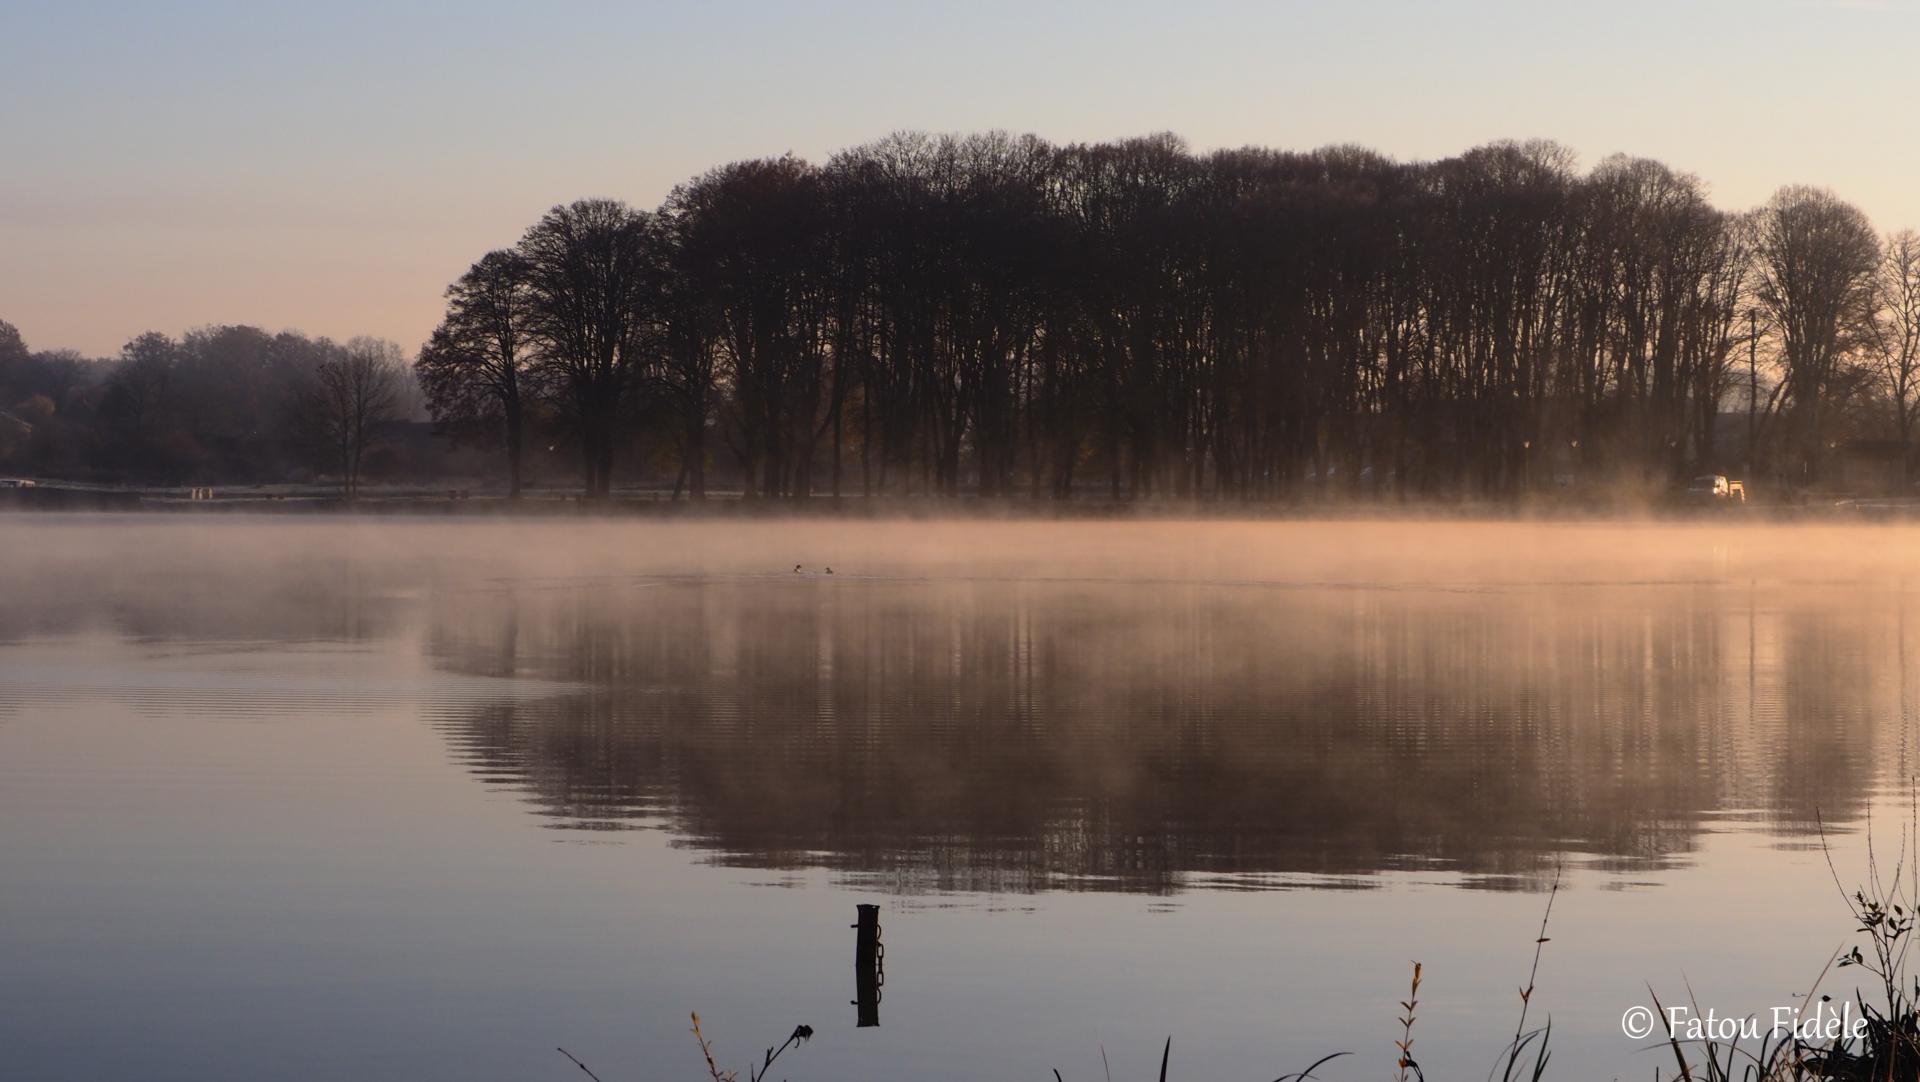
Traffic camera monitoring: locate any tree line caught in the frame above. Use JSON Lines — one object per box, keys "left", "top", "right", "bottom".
{"left": 6, "top": 131, "right": 1918, "bottom": 501}
{"left": 418, "top": 131, "right": 1920, "bottom": 501}
{"left": 0, "top": 322, "right": 418, "bottom": 493}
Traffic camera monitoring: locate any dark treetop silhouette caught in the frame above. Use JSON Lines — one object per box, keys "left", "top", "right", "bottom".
{"left": 6, "top": 133, "right": 1918, "bottom": 501}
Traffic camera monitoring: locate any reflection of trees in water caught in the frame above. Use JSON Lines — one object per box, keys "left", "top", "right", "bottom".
{"left": 429, "top": 582, "right": 1901, "bottom": 893}
{"left": 0, "top": 555, "right": 403, "bottom": 645}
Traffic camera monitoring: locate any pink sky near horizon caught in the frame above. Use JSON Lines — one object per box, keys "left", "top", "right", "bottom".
{"left": 4, "top": 0, "right": 1918, "bottom": 359}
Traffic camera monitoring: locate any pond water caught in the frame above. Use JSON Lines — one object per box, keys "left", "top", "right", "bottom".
{"left": 2, "top": 515, "right": 1915, "bottom": 1080}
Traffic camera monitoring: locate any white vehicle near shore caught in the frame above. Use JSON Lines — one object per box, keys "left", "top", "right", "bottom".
{"left": 0, "top": 478, "right": 37, "bottom": 488}
{"left": 1686, "top": 475, "right": 1746, "bottom": 502}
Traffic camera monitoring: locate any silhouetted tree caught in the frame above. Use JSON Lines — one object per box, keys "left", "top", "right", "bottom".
{"left": 1751, "top": 186, "right": 1880, "bottom": 479}
{"left": 417, "top": 249, "right": 539, "bottom": 498}
{"left": 302, "top": 337, "right": 405, "bottom": 498}
{"left": 518, "top": 199, "right": 662, "bottom": 498}
{"left": 654, "top": 219, "right": 721, "bottom": 500}
{"left": 0, "top": 320, "right": 28, "bottom": 382}
{"left": 98, "top": 332, "right": 180, "bottom": 476}
{"left": 1868, "top": 230, "right": 1920, "bottom": 475}
{"left": 668, "top": 157, "right": 836, "bottom": 500}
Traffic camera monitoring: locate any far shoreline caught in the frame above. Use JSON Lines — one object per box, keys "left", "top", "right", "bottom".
{"left": 6, "top": 481, "right": 1920, "bottom": 523}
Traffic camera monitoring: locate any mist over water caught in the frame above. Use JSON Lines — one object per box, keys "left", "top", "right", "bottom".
{"left": 4, "top": 514, "right": 1918, "bottom": 1080}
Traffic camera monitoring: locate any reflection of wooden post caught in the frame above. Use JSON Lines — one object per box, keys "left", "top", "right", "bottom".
{"left": 853, "top": 903, "right": 881, "bottom": 1028}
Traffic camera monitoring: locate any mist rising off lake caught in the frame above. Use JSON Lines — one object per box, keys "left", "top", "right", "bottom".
{"left": 1, "top": 516, "right": 1912, "bottom": 1080}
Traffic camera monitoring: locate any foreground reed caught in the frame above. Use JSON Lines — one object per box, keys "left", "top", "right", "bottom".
{"left": 558, "top": 1014, "right": 814, "bottom": 1082}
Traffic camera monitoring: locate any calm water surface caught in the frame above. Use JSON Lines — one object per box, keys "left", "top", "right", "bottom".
{"left": 3, "top": 515, "right": 1916, "bottom": 1080}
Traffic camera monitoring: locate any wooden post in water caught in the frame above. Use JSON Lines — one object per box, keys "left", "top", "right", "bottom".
{"left": 852, "top": 903, "right": 881, "bottom": 1028}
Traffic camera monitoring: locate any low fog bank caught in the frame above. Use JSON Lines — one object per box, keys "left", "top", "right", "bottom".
{"left": 5, "top": 512, "right": 1913, "bottom": 889}
{"left": 5, "top": 514, "right": 1920, "bottom": 601}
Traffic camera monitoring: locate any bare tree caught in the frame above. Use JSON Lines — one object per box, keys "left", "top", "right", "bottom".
{"left": 518, "top": 199, "right": 661, "bottom": 498}
{"left": 416, "top": 249, "right": 539, "bottom": 498}
{"left": 105, "top": 333, "right": 178, "bottom": 437}
{"left": 667, "top": 157, "right": 835, "bottom": 500}
{"left": 1868, "top": 229, "right": 1920, "bottom": 477}
{"left": 655, "top": 230, "right": 720, "bottom": 500}
{"left": 306, "top": 337, "right": 406, "bottom": 499}
{"left": 1751, "top": 185, "right": 1880, "bottom": 479}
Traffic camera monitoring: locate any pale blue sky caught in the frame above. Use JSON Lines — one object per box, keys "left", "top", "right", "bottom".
{"left": 4, "top": 0, "right": 1917, "bottom": 356}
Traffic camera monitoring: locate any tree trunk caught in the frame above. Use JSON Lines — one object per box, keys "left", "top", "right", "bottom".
{"left": 505, "top": 403, "right": 523, "bottom": 501}
{"left": 688, "top": 418, "right": 706, "bottom": 501}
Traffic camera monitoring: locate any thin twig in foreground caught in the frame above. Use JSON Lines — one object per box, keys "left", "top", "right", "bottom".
{"left": 556, "top": 1047, "right": 606, "bottom": 1082}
